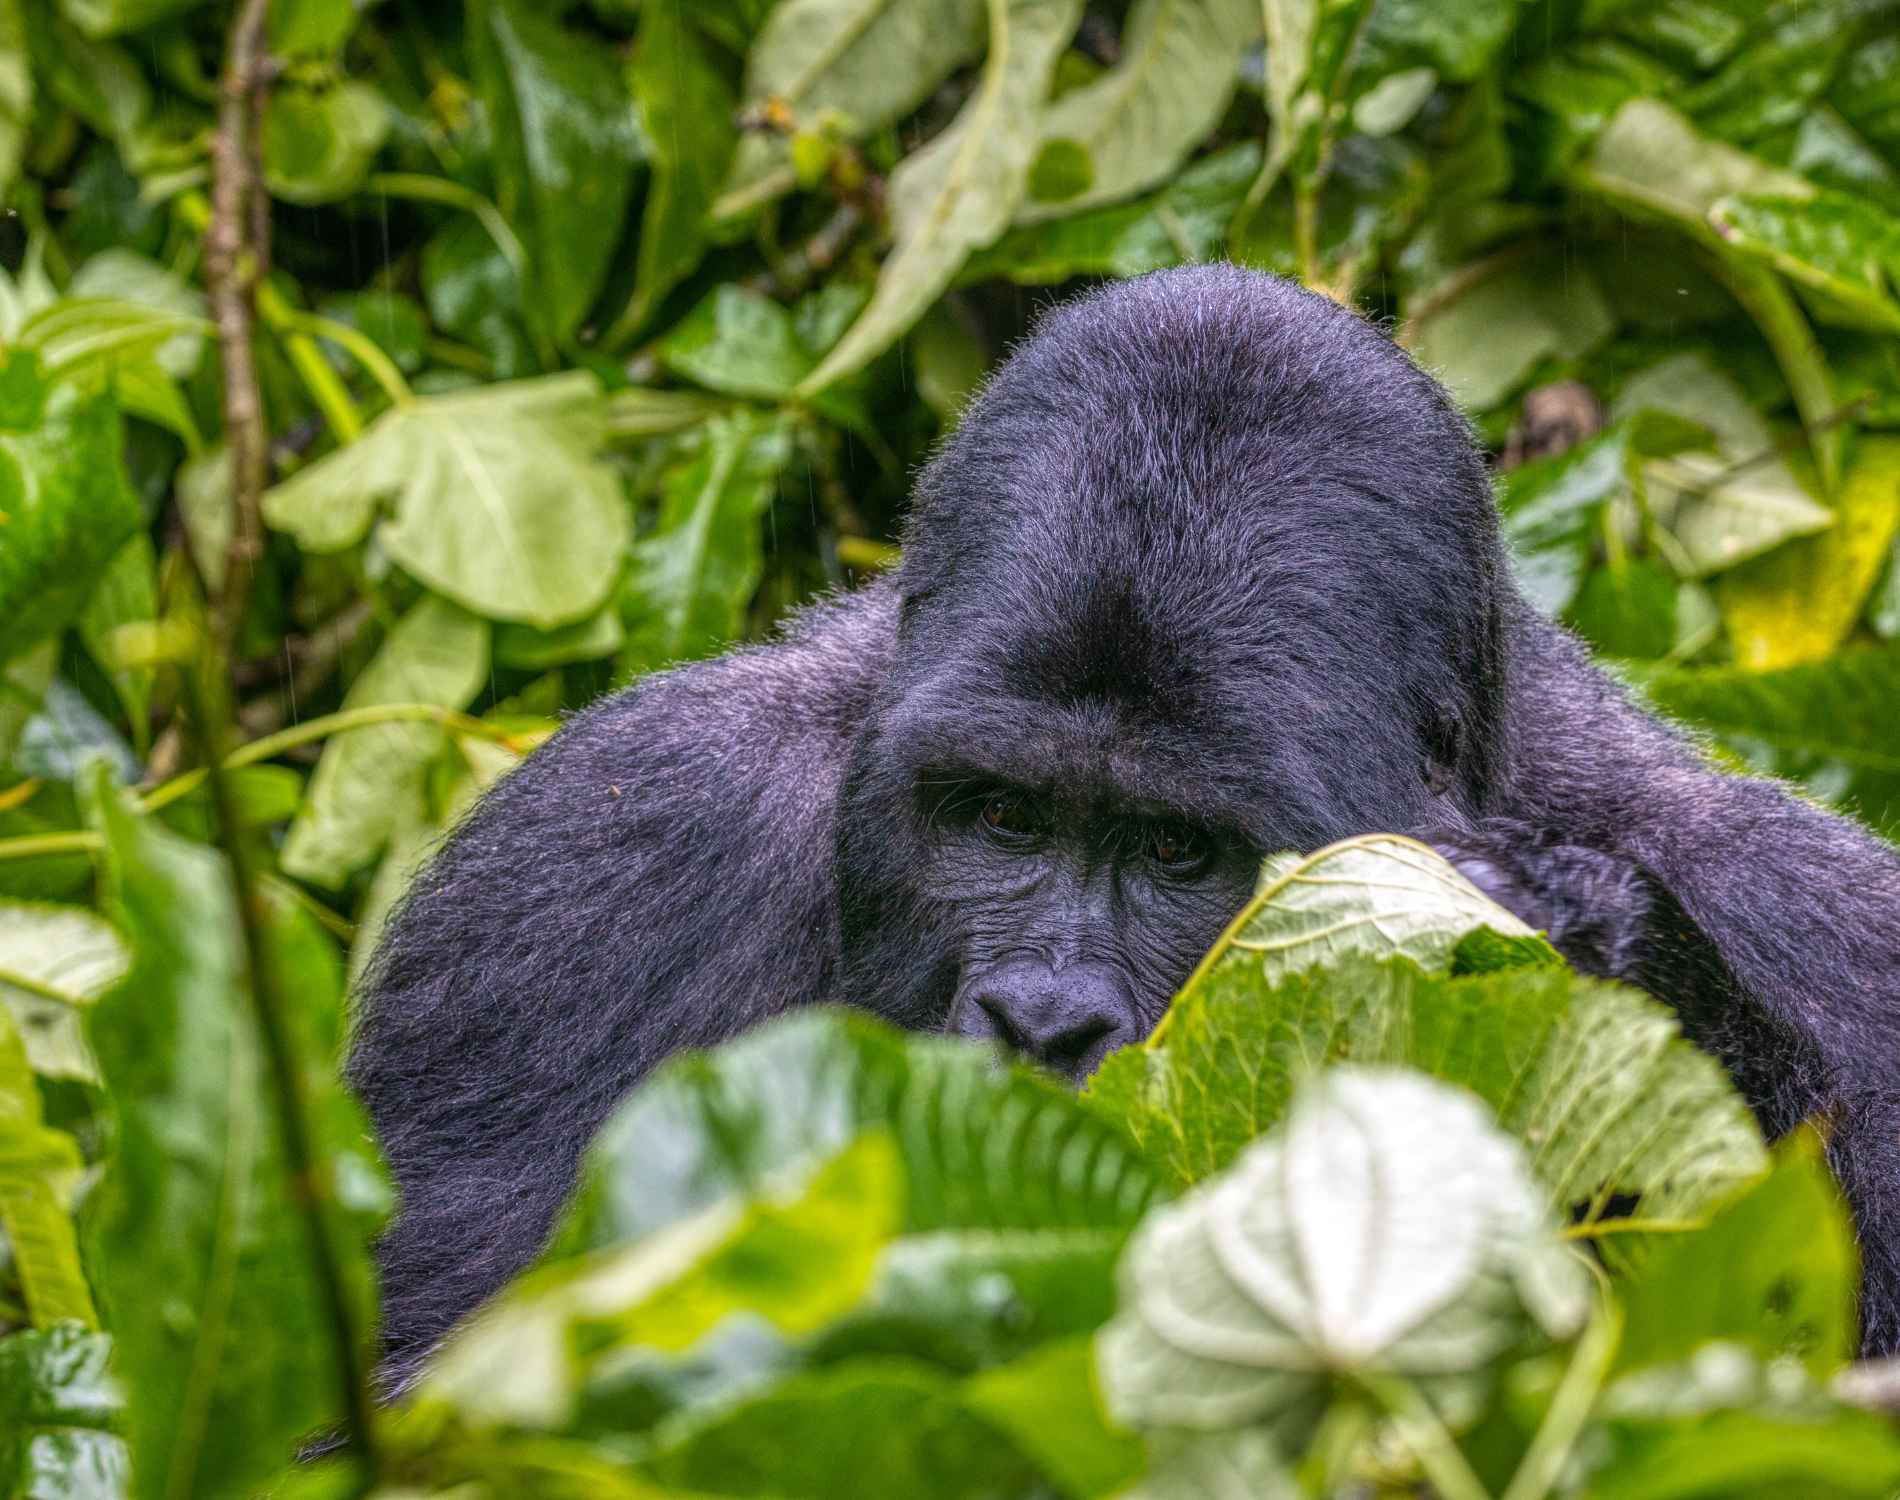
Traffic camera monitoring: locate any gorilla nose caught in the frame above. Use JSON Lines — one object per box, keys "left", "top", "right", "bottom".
{"left": 953, "top": 964, "right": 1136, "bottom": 1079}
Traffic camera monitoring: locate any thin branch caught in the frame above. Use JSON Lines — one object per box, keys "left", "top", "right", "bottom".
{"left": 202, "top": 0, "right": 277, "bottom": 663}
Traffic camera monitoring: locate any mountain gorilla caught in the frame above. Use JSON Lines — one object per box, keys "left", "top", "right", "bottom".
{"left": 349, "top": 264, "right": 1900, "bottom": 1385}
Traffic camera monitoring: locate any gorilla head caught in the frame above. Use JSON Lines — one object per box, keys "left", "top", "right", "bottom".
{"left": 352, "top": 264, "right": 1900, "bottom": 1380}
{"left": 833, "top": 268, "right": 1506, "bottom": 1075}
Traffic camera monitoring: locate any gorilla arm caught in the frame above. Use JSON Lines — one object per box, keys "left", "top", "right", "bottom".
{"left": 1449, "top": 597, "right": 1900, "bottom": 1353}
{"left": 346, "top": 583, "right": 895, "bottom": 1387}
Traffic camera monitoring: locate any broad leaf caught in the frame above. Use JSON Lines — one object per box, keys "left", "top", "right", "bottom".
{"left": 717, "top": 0, "right": 987, "bottom": 216}
{"left": 1097, "top": 1068, "right": 1588, "bottom": 1429}
{"left": 0, "top": 1324, "right": 125, "bottom": 1499}
{"left": 1717, "top": 436, "right": 1900, "bottom": 668}
{"left": 469, "top": 0, "right": 641, "bottom": 340}
{"left": 1711, "top": 191, "right": 1900, "bottom": 335}
{"left": 799, "top": 0, "right": 1084, "bottom": 392}
{"left": 1015, "top": 0, "right": 1258, "bottom": 223}
{"left": 83, "top": 769, "right": 386, "bottom": 1500}
{"left": 0, "top": 351, "right": 142, "bottom": 662}
{"left": 619, "top": 411, "right": 792, "bottom": 677}
{"left": 1573, "top": 97, "right": 1812, "bottom": 229}
{"left": 280, "top": 595, "right": 490, "bottom": 889}
{"left": 0, "top": 900, "right": 126, "bottom": 1081}
{"left": 262, "top": 80, "right": 390, "bottom": 205}
{"left": 0, "top": 1006, "right": 94, "bottom": 1328}
{"left": 261, "top": 373, "right": 631, "bottom": 628}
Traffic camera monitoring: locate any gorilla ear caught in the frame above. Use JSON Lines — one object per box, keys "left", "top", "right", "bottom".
{"left": 1422, "top": 708, "right": 1466, "bottom": 799}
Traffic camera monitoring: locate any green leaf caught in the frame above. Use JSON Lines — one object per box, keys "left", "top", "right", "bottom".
{"left": 0, "top": 0, "right": 31, "bottom": 201}
{"left": 0, "top": 1005, "right": 95, "bottom": 1328}
{"left": 1642, "top": 642, "right": 1900, "bottom": 790}
{"left": 1574, "top": 97, "right": 1813, "bottom": 231}
{"left": 269, "top": 0, "right": 361, "bottom": 55}
{"left": 966, "top": 140, "right": 1259, "bottom": 284}
{"left": 717, "top": 0, "right": 987, "bottom": 216}
{"left": 1711, "top": 191, "right": 1900, "bottom": 335}
{"left": 962, "top": 1337, "right": 1145, "bottom": 1500}
{"left": 1588, "top": 1345, "right": 1900, "bottom": 1499}
{"left": 0, "top": 900, "right": 125, "bottom": 1082}
{"left": 314, "top": 290, "right": 429, "bottom": 376}
{"left": 55, "top": 0, "right": 205, "bottom": 35}
{"left": 82, "top": 769, "right": 386, "bottom": 1500}
{"left": 262, "top": 373, "right": 631, "bottom": 628}
{"left": 470, "top": 0, "right": 641, "bottom": 341}
{"left": 0, "top": 1324, "right": 126, "bottom": 1500}
{"left": 494, "top": 606, "right": 624, "bottom": 670}
{"left": 1407, "top": 249, "right": 1615, "bottom": 413}
{"left": 1014, "top": 0, "right": 1257, "bottom": 224}
{"left": 656, "top": 285, "right": 816, "bottom": 400}
{"left": 619, "top": 411, "right": 791, "bottom": 677}
{"left": 0, "top": 352, "right": 143, "bottom": 664}
{"left": 280, "top": 595, "right": 489, "bottom": 889}
{"left": 1087, "top": 839, "right": 1766, "bottom": 1233}
{"left": 615, "top": 0, "right": 738, "bottom": 341}
{"left": 1612, "top": 353, "right": 1835, "bottom": 576}
{"left": 76, "top": 533, "right": 157, "bottom": 744}
{"left": 1566, "top": 560, "right": 1682, "bottom": 661}
{"left": 1615, "top": 1132, "right": 1856, "bottom": 1380}
{"left": 1098, "top": 1068, "right": 1588, "bottom": 1430}
{"left": 1717, "top": 436, "right": 1900, "bottom": 668}
{"left": 798, "top": 0, "right": 1084, "bottom": 393}
{"left": 420, "top": 216, "right": 534, "bottom": 381}
{"left": 262, "top": 80, "right": 390, "bottom": 205}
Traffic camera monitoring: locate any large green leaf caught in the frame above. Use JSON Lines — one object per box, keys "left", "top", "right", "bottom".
{"left": 0, "top": 351, "right": 142, "bottom": 663}
{"left": 1711, "top": 191, "right": 1900, "bottom": 335}
{"left": 717, "top": 0, "right": 987, "bottom": 216}
{"left": 1573, "top": 97, "right": 1812, "bottom": 229}
{"left": 280, "top": 595, "right": 490, "bottom": 889}
{"left": 798, "top": 0, "right": 1084, "bottom": 392}
{"left": 82, "top": 769, "right": 386, "bottom": 1500}
{"left": 469, "top": 0, "right": 641, "bottom": 340}
{"left": 0, "top": 900, "right": 125, "bottom": 1082}
{"left": 1098, "top": 1068, "right": 1588, "bottom": 1430}
{"left": 619, "top": 411, "right": 791, "bottom": 677}
{"left": 614, "top": 0, "right": 738, "bottom": 343}
{"left": 1087, "top": 839, "right": 1766, "bottom": 1233}
{"left": 1014, "top": 0, "right": 1257, "bottom": 224}
{"left": 1612, "top": 353, "right": 1834, "bottom": 576}
{"left": 0, "top": 1324, "right": 125, "bottom": 1500}
{"left": 261, "top": 373, "right": 631, "bottom": 628}
{"left": 417, "top": 1010, "right": 1160, "bottom": 1438}
{"left": 0, "top": 1005, "right": 94, "bottom": 1329}
{"left": 1640, "top": 642, "right": 1900, "bottom": 838}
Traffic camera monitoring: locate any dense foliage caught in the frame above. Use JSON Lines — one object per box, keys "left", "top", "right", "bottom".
{"left": 4, "top": 0, "right": 1900, "bottom": 1496}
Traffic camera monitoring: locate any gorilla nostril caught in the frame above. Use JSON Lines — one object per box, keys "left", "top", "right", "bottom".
{"left": 962, "top": 990, "right": 1124, "bottom": 1078}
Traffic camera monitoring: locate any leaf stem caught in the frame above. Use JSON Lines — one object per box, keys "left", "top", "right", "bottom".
{"left": 0, "top": 966, "right": 88, "bottom": 1008}
{"left": 366, "top": 172, "right": 528, "bottom": 280}
{"left": 1500, "top": 1301, "right": 1622, "bottom": 1500}
{"left": 0, "top": 831, "right": 104, "bottom": 864}
{"left": 1361, "top": 1374, "right": 1495, "bottom": 1500}
{"left": 285, "top": 311, "right": 415, "bottom": 408}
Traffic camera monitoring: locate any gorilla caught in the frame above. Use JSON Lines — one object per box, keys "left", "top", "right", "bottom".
{"left": 348, "top": 264, "right": 1900, "bottom": 1386}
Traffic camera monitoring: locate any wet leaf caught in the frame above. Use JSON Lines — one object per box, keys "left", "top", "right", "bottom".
{"left": 0, "top": 1324, "right": 125, "bottom": 1500}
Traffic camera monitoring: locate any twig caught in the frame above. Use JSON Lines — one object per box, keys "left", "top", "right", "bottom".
{"left": 202, "top": 0, "right": 277, "bottom": 664}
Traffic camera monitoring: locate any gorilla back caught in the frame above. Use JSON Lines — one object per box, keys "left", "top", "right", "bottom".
{"left": 350, "top": 264, "right": 1900, "bottom": 1385}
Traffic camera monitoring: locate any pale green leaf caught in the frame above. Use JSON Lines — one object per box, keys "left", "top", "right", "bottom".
{"left": 262, "top": 373, "right": 631, "bottom": 628}
{"left": 0, "top": 1004, "right": 95, "bottom": 1328}
{"left": 280, "top": 596, "right": 490, "bottom": 889}
{"left": 798, "top": 0, "right": 1084, "bottom": 393}
{"left": 0, "top": 901, "right": 125, "bottom": 1082}
{"left": 1015, "top": 0, "right": 1258, "bottom": 223}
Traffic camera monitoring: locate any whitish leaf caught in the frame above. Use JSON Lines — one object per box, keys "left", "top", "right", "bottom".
{"left": 1016, "top": 0, "right": 1258, "bottom": 223}
{"left": 0, "top": 901, "right": 126, "bottom": 1082}
{"left": 0, "top": 1005, "right": 94, "bottom": 1328}
{"left": 1718, "top": 437, "right": 1900, "bottom": 668}
{"left": 717, "top": 0, "right": 987, "bottom": 216}
{"left": 1098, "top": 1069, "right": 1587, "bottom": 1430}
{"left": 262, "top": 373, "right": 631, "bottom": 627}
{"left": 1613, "top": 353, "right": 1834, "bottom": 576}
{"left": 66, "top": 249, "right": 205, "bottom": 376}
{"left": 798, "top": 0, "right": 1084, "bottom": 393}
{"left": 83, "top": 768, "right": 386, "bottom": 1500}
{"left": 0, "top": 1325, "right": 125, "bottom": 1498}
{"left": 281, "top": 596, "right": 490, "bottom": 889}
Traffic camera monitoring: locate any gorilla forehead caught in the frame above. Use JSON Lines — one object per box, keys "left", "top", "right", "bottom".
{"left": 887, "top": 264, "right": 1507, "bottom": 828}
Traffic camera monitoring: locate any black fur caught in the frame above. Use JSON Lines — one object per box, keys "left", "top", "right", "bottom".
{"left": 348, "top": 265, "right": 1900, "bottom": 1384}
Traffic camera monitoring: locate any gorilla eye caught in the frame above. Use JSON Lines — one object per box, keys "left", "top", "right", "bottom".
{"left": 1149, "top": 823, "right": 1208, "bottom": 873}
{"left": 979, "top": 792, "right": 1038, "bottom": 843}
